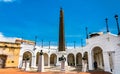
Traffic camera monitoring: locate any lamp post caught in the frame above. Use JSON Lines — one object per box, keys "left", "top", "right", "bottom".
{"left": 105, "top": 18, "right": 109, "bottom": 33}
{"left": 33, "top": 36, "right": 37, "bottom": 50}
{"left": 49, "top": 41, "right": 50, "bottom": 49}
{"left": 115, "top": 15, "right": 120, "bottom": 35}
{"left": 85, "top": 27, "right": 89, "bottom": 39}
{"left": 41, "top": 40, "right": 43, "bottom": 48}
{"left": 74, "top": 41, "right": 76, "bottom": 49}
{"left": 81, "top": 39, "right": 83, "bottom": 47}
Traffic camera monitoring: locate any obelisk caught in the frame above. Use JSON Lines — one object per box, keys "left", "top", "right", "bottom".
{"left": 57, "top": 8, "right": 67, "bottom": 71}
{"left": 58, "top": 8, "right": 65, "bottom": 51}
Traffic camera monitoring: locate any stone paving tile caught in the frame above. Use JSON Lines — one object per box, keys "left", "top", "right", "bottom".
{"left": 0, "top": 68, "right": 111, "bottom": 74}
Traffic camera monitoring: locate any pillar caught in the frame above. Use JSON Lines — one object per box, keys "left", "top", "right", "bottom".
{"left": 25, "top": 61, "right": 30, "bottom": 71}
{"left": 74, "top": 55, "right": 76, "bottom": 66}
{"left": 103, "top": 52, "right": 111, "bottom": 72}
{"left": 48, "top": 55, "right": 50, "bottom": 67}
{"left": 31, "top": 56, "right": 36, "bottom": 68}
{"left": 88, "top": 51, "right": 93, "bottom": 70}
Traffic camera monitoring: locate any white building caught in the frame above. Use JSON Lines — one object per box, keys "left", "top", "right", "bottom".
{"left": 18, "top": 32, "right": 120, "bottom": 74}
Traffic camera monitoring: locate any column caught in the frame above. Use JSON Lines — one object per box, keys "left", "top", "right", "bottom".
{"left": 88, "top": 51, "right": 93, "bottom": 70}
{"left": 31, "top": 56, "right": 37, "bottom": 68}
{"left": 48, "top": 55, "right": 50, "bottom": 67}
{"left": 25, "top": 60, "right": 30, "bottom": 71}
{"left": 64, "top": 54, "right": 68, "bottom": 66}
{"left": 74, "top": 55, "right": 76, "bottom": 66}
{"left": 103, "top": 52, "right": 111, "bottom": 72}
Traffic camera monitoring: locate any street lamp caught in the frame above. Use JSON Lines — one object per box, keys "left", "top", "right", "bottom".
{"left": 114, "top": 15, "right": 120, "bottom": 35}
{"left": 41, "top": 40, "right": 43, "bottom": 48}
{"left": 74, "top": 41, "right": 76, "bottom": 49}
{"left": 33, "top": 36, "right": 37, "bottom": 50}
{"left": 105, "top": 18, "right": 109, "bottom": 33}
{"left": 85, "top": 27, "right": 89, "bottom": 39}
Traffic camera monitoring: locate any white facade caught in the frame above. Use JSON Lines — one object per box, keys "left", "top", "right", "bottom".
{"left": 114, "top": 36, "right": 120, "bottom": 74}
{"left": 18, "top": 33, "right": 120, "bottom": 73}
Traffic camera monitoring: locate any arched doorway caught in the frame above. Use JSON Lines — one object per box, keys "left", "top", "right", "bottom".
{"left": 36, "top": 52, "right": 40, "bottom": 66}
{"left": 67, "top": 53, "right": 75, "bottom": 66}
{"left": 0, "top": 55, "right": 7, "bottom": 68}
{"left": 92, "top": 47, "right": 104, "bottom": 70}
{"left": 50, "top": 54, "right": 57, "bottom": 66}
{"left": 44, "top": 53, "right": 48, "bottom": 66}
{"left": 76, "top": 53, "right": 82, "bottom": 66}
{"left": 23, "top": 51, "right": 32, "bottom": 67}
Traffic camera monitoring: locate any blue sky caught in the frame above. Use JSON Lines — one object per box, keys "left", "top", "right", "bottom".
{"left": 0, "top": 0, "right": 120, "bottom": 47}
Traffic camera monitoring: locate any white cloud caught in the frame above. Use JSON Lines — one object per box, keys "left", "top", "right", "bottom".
{"left": 0, "top": 0, "right": 16, "bottom": 2}
{"left": 0, "top": 32, "right": 20, "bottom": 43}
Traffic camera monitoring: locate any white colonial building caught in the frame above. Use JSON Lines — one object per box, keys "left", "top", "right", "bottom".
{"left": 18, "top": 32, "right": 120, "bottom": 74}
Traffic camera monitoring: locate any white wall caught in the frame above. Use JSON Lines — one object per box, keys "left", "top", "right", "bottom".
{"left": 18, "top": 33, "right": 119, "bottom": 73}
{"left": 114, "top": 36, "right": 120, "bottom": 74}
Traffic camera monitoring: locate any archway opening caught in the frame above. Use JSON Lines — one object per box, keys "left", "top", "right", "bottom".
{"left": 23, "top": 51, "right": 32, "bottom": 67}
{"left": 44, "top": 53, "right": 48, "bottom": 66}
{"left": 67, "top": 53, "right": 75, "bottom": 66}
{"left": 50, "top": 54, "right": 57, "bottom": 66}
{"left": 92, "top": 47, "right": 104, "bottom": 70}
{"left": 76, "top": 53, "right": 82, "bottom": 66}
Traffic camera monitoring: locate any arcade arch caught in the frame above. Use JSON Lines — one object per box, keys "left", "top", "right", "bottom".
{"left": 67, "top": 53, "right": 75, "bottom": 66}
{"left": 92, "top": 47, "right": 104, "bottom": 70}
{"left": 44, "top": 53, "right": 48, "bottom": 66}
{"left": 50, "top": 54, "right": 57, "bottom": 66}
{"left": 23, "top": 51, "right": 32, "bottom": 67}
{"left": 36, "top": 52, "right": 40, "bottom": 66}
{"left": 76, "top": 53, "right": 82, "bottom": 66}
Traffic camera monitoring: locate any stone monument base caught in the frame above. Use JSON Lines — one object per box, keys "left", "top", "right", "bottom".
{"left": 56, "top": 51, "right": 68, "bottom": 71}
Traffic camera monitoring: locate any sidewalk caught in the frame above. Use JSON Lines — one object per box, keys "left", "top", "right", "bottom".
{"left": 0, "top": 68, "right": 111, "bottom": 74}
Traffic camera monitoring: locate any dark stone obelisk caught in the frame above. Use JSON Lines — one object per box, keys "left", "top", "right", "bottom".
{"left": 58, "top": 8, "right": 65, "bottom": 51}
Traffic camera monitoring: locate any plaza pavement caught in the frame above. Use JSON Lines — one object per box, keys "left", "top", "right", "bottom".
{"left": 0, "top": 68, "right": 112, "bottom": 74}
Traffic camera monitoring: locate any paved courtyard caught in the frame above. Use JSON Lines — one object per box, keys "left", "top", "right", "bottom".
{"left": 0, "top": 68, "right": 111, "bottom": 74}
